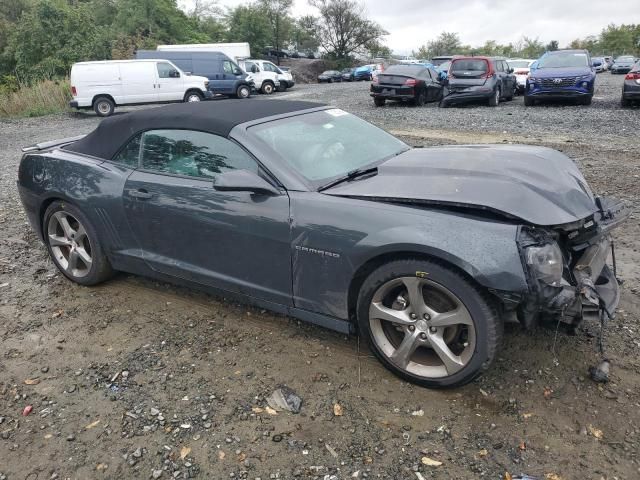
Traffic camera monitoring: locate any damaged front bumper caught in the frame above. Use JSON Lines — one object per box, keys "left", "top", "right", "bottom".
{"left": 518, "top": 196, "right": 628, "bottom": 328}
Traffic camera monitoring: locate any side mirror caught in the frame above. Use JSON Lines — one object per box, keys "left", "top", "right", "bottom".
{"left": 234, "top": 68, "right": 243, "bottom": 76}
{"left": 214, "top": 169, "right": 280, "bottom": 196}
{"left": 169, "top": 70, "right": 180, "bottom": 78}
{"left": 507, "top": 68, "right": 514, "bottom": 74}
{"left": 250, "top": 65, "right": 259, "bottom": 73}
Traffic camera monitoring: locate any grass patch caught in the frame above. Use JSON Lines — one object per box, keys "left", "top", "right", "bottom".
{"left": 0, "top": 79, "right": 71, "bottom": 118}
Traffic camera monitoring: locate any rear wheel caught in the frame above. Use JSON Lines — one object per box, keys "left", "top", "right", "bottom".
{"left": 183, "top": 90, "right": 203, "bottom": 103}
{"left": 414, "top": 89, "right": 426, "bottom": 106}
{"left": 357, "top": 258, "right": 501, "bottom": 388}
{"left": 43, "top": 201, "right": 114, "bottom": 286}
{"left": 488, "top": 87, "right": 500, "bottom": 106}
{"left": 236, "top": 85, "right": 251, "bottom": 99}
{"left": 374, "top": 97, "right": 386, "bottom": 107}
{"left": 93, "top": 96, "right": 114, "bottom": 117}
{"left": 261, "top": 81, "right": 275, "bottom": 94}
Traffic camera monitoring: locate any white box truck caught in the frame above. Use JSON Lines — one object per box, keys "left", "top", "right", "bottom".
{"left": 69, "top": 59, "right": 212, "bottom": 117}
{"left": 157, "top": 43, "right": 251, "bottom": 63}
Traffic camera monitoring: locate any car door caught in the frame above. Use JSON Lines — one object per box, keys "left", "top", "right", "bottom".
{"left": 221, "top": 59, "right": 244, "bottom": 94}
{"left": 119, "top": 61, "right": 158, "bottom": 104}
{"left": 155, "top": 62, "right": 185, "bottom": 102}
{"left": 122, "top": 129, "right": 293, "bottom": 306}
{"left": 500, "top": 60, "right": 514, "bottom": 93}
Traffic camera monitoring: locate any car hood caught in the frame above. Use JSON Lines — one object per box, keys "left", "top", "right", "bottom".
{"left": 533, "top": 66, "right": 592, "bottom": 77}
{"left": 323, "top": 145, "right": 597, "bottom": 226}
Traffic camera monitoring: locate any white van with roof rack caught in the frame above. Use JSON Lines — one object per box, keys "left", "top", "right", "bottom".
{"left": 69, "top": 59, "right": 212, "bottom": 117}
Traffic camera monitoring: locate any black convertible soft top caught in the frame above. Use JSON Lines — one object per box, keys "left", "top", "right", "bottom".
{"left": 67, "top": 100, "right": 324, "bottom": 160}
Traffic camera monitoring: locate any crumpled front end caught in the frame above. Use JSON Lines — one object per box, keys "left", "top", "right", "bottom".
{"left": 517, "top": 196, "right": 628, "bottom": 328}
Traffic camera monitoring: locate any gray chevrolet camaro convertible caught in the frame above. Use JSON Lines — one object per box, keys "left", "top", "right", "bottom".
{"left": 18, "top": 100, "right": 628, "bottom": 388}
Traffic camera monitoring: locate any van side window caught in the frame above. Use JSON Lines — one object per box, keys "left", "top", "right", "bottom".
{"left": 157, "top": 62, "right": 176, "bottom": 78}
{"left": 140, "top": 129, "right": 258, "bottom": 180}
{"left": 263, "top": 63, "right": 278, "bottom": 73}
{"left": 112, "top": 133, "right": 142, "bottom": 167}
{"left": 223, "top": 61, "right": 235, "bottom": 74}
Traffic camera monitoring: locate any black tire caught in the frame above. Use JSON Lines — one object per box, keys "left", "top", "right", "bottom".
{"left": 43, "top": 201, "right": 114, "bottom": 286}
{"left": 328, "top": 78, "right": 333, "bottom": 84}
{"left": 236, "top": 84, "right": 251, "bottom": 99}
{"left": 93, "top": 96, "right": 115, "bottom": 117}
{"left": 524, "top": 95, "right": 535, "bottom": 107}
{"left": 356, "top": 258, "right": 501, "bottom": 388}
{"left": 488, "top": 87, "right": 500, "bottom": 106}
{"left": 277, "top": 83, "right": 287, "bottom": 92}
{"left": 183, "top": 90, "right": 203, "bottom": 103}
{"left": 505, "top": 85, "right": 515, "bottom": 101}
{"left": 581, "top": 95, "right": 593, "bottom": 106}
{"left": 374, "top": 97, "right": 386, "bottom": 107}
{"left": 261, "top": 81, "right": 275, "bottom": 95}
{"left": 621, "top": 96, "right": 631, "bottom": 108}
{"left": 414, "top": 89, "right": 426, "bottom": 107}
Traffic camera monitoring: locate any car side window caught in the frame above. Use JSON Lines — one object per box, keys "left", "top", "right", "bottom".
{"left": 140, "top": 129, "right": 258, "bottom": 180}
{"left": 157, "top": 62, "right": 176, "bottom": 78}
{"left": 222, "top": 61, "right": 234, "bottom": 74}
{"left": 112, "top": 133, "right": 142, "bottom": 167}
{"left": 494, "top": 61, "right": 503, "bottom": 72}
{"left": 263, "top": 63, "right": 277, "bottom": 73}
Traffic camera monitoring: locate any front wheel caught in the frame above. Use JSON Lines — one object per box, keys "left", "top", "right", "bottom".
{"left": 261, "top": 82, "right": 275, "bottom": 95}
{"left": 43, "top": 201, "right": 114, "bottom": 286}
{"left": 236, "top": 85, "right": 251, "bottom": 99}
{"left": 580, "top": 95, "right": 593, "bottom": 106}
{"left": 357, "top": 258, "right": 501, "bottom": 388}
{"left": 183, "top": 90, "right": 203, "bottom": 103}
{"left": 524, "top": 95, "right": 535, "bottom": 106}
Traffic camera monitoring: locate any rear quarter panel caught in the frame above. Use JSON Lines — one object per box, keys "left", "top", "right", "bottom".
{"left": 17, "top": 150, "right": 136, "bottom": 257}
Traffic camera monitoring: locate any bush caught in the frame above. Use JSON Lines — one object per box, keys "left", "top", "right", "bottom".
{"left": 0, "top": 78, "right": 71, "bottom": 117}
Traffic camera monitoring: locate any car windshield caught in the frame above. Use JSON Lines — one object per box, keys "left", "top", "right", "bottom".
{"left": 248, "top": 109, "right": 409, "bottom": 187}
{"left": 537, "top": 52, "right": 589, "bottom": 68}
{"left": 508, "top": 60, "right": 531, "bottom": 68}
{"left": 616, "top": 56, "right": 635, "bottom": 62}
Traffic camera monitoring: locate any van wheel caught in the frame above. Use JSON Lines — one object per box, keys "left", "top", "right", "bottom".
{"left": 93, "top": 96, "right": 114, "bottom": 117}
{"left": 183, "top": 90, "right": 203, "bottom": 102}
{"left": 236, "top": 85, "right": 251, "bottom": 99}
{"left": 261, "top": 82, "right": 275, "bottom": 95}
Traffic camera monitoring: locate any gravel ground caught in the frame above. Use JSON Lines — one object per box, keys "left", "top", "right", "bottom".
{"left": 1, "top": 72, "right": 639, "bottom": 480}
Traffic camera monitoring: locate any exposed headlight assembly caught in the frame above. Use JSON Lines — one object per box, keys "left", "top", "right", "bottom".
{"left": 526, "top": 242, "right": 564, "bottom": 286}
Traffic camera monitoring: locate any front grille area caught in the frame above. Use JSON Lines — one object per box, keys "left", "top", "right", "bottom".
{"left": 539, "top": 77, "right": 577, "bottom": 88}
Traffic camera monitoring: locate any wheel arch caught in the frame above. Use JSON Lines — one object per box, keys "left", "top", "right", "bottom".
{"left": 38, "top": 195, "right": 73, "bottom": 241}
{"left": 346, "top": 247, "right": 491, "bottom": 324}
{"left": 91, "top": 94, "right": 116, "bottom": 106}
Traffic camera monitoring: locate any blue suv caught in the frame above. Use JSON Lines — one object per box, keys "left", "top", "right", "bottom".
{"left": 525, "top": 50, "right": 595, "bottom": 106}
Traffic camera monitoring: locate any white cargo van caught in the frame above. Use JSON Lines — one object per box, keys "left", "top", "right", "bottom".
{"left": 69, "top": 59, "right": 212, "bottom": 117}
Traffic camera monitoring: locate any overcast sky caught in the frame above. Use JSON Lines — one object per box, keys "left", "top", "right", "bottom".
{"left": 185, "top": 0, "right": 640, "bottom": 54}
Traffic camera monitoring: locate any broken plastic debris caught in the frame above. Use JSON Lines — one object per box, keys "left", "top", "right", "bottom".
{"left": 22, "top": 405, "right": 33, "bottom": 416}
{"left": 333, "top": 403, "right": 344, "bottom": 416}
{"left": 421, "top": 456, "right": 443, "bottom": 466}
{"left": 266, "top": 386, "right": 302, "bottom": 413}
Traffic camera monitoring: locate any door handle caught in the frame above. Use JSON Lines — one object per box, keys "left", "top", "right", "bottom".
{"left": 129, "top": 188, "right": 154, "bottom": 199}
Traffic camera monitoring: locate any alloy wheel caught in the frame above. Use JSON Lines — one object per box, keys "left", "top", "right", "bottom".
{"left": 47, "top": 211, "right": 93, "bottom": 278}
{"left": 368, "top": 277, "right": 476, "bottom": 378}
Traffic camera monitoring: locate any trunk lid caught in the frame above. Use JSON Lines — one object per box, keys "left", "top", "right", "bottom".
{"left": 322, "top": 145, "right": 598, "bottom": 226}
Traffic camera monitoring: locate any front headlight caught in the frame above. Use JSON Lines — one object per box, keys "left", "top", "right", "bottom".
{"left": 526, "top": 242, "right": 563, "bottom": 286}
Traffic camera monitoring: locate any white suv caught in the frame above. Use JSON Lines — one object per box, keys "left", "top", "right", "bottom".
{"left": 239, "top": 59, "right": 288, "bottom": 94}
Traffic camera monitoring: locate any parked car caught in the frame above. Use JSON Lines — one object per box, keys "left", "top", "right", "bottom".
{"left": 440, "top": 56, "right": 516, "bottom": 107}
{"left": 341, "top": 68, "right": 356, "bottom": 81}
{"left": 238, "top": 59, "right": 282, "bottom": 94}
{"left": 69, "top": 60, "right": 212, "bottom": 117}
{"left": 507, "top": 58, "right": 535, "bottom": 93}
{"left": 264, "top": 48, "right": 289, "bottom": 58}
{"left": 431, "top": 55, "right": 454, "bottom": 66}
{"left": 136, "top": 50, "right": 253, "bottom": 99}
{"left": 592, "top": 57, "right": 607, "bottom": 73}
{"left": 18, "top": 100, "right": 627, "bottom": 388}
{"left": 317, "top": 70, "right": 342, "bottom": 83}
{"left": 353, "top": 65, "right": 373, "bottom": 81}
{"left": 604, "top": 56, "right": 613, "bottom": 69}
{"left": 621, "top": 61, "right": 640, "bottom": 107}
{"left": 525, "top": 49, "right": 595, "bottom": 106}
{"left": 610, "top": 55, "right": 637, "bottom": 74}
{"left": 370, "top": 64, "right": 443, "bottom": 107}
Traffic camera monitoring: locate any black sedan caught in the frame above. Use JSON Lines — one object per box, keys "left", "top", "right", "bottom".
{"left": 610, "top": 55, "right": 637, "bottom": 74}
{"left": 317, "top": 70, "right": 342, "bottom": 83}
{"left": 621, "top": 62, "right": 640, "bottom": 107}
{"left": 18, "top": 101, "right": 627, "bottom": 388}
{"left": 370, "top": 64, "right": 444, "bottom": 106}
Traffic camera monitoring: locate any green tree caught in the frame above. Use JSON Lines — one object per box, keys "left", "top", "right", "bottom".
{"left": 261, "top": 0, "right": 294, "bottom": 62}
{"left": 309, "top": 0, "right": 387, "bottom": 59}
{"left": 292, "top": 15, "right": 320, "bottom": 52}
{"left": 520, "top": 36, "right": 545, "bottom": 58}
{"left": 546, "top": 40, "right": 559, "bottom": 51}
{"left": 225, "top": 3, "right": 271, "bottom": 57}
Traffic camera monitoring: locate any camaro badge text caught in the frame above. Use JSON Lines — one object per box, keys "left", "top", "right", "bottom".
{"left": 295, "top": 245, "right": 341, "bottom": 258}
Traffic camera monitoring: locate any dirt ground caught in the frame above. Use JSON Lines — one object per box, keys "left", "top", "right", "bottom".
{"left": 1, "top": 75, "right": 639, "bottom": 480}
